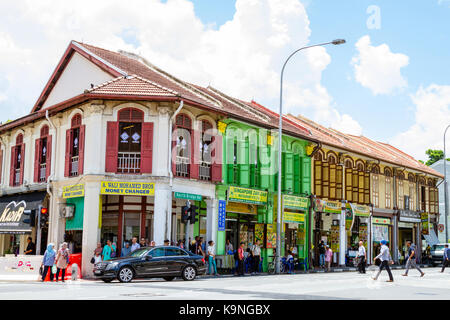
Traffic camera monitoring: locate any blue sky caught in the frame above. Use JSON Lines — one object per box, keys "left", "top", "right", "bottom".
{"left": 0, "top": 0, "right": 449, "bottom": 160}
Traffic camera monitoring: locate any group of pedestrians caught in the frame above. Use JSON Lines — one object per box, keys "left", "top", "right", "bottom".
{"left": 41, "top": 242, "right": 70, "bottom": 282}
{"left": 225, "top": 240, "right": 262, "bottom": 276}
{"left": 318, "top": 240, "right": 333, "bottom": 272}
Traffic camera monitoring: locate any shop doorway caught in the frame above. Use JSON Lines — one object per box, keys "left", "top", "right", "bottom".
{"left": 398, "top": 227, "right": 414, "bottom": 264}
{"left": 64, "top": 230, "right": 82, "bottom": 254}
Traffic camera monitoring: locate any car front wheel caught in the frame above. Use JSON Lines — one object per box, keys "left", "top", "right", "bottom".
{"left": 118, "top": 267, "right": 134, "bottom": 283}
{"left": 182, "top": 266, "right": 197, "bottom": 281}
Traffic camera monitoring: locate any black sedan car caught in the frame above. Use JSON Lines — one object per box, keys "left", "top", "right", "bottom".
{"left": 93, "top": 246, "right": 206, "bottom": 283}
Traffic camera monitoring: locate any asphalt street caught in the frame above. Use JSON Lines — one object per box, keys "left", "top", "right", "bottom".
{"left": 0, "top": 267, "right": 448, "bottom": 300}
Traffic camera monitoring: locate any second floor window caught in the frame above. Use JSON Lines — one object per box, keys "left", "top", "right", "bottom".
{"left": 174, "top": 114, "right": 192, "bottom": 178}
{"left": 65, "top": 114, "right": 85, "bottom": 177}
{"left": 34, "top": 125, "right": 52, "bottom": 183}
{"left": 10, "top": 134, "right": 24, "bottom": 187}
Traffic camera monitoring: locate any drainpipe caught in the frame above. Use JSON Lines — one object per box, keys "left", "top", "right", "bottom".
{"left": 45, "top": 110, "right": 57, "bottom": 250}
{"left": 167, "top": 100, "right": 184, "bottom": 241}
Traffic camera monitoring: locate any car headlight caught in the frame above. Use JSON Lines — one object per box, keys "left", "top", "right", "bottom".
{"left": 105, "top": 262, "right": 119, "bottom": 270}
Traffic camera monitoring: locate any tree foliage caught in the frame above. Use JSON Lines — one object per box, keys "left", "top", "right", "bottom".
{"left": 421, "top": 149, "right": 450, "bottom": 166}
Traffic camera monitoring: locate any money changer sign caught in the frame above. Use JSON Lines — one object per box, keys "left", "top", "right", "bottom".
{"left": 100, "top": 181, "right": 155, "bottom": 196}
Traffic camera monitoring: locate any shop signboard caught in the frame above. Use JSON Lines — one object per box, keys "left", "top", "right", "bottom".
{"left": 283, "top": 211, "right": 305, "bottom": 224}
{"left": 225, "top": 202, "right": 257, "bottom": 215}
{"left": 100, "top": 181, "right": 155, "bottom": 196}
{"left": 399, "top": 210, "right": 421, "bottom": 223}
{"left": 421, "top": 212, "right": 429, "bottom": 235}
{"left": 349, "top": 203, "right": 370, "bottom": 217}
{"left": 330, "top": 225, "right": 340, "bottom": 252}
{"left": 373, "top": 217, "right": 391, "bottom": 225}
{"left": 174, "top": 192, "right": 202, "bottom": 201}
{"left": 266, "top": 224, "right": 276, "bottom": 249}
{"left": 283, "top": 195, "right": 309, "bottom": 211}
{"left": 373, "top": 224, "right": 389, "bottom": 243}
{"left": 228, "top": 186, "right": 268, "bottom": 205}
{"left": 314, "top": 199, "right": 341, "bottom": 214}
{"left": 218, "top": 200, "right": 226, "bottom": 232}
{"left": 62, "top": 184, "right": 85, "bottom": 199}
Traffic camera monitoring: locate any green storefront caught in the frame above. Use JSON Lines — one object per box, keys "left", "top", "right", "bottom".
{"left": 63, "top": 184, "right": 85, "bottom": 253}
{"left": 215, "top": 119, "right": 313, "bottom": 271}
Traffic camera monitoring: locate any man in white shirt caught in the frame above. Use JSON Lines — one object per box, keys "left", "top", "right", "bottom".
{"left": 356, "top": 241, "right": 367, "bottom": 274}
{"left": 130, "top": 237, "right": 140, "bottom": 252}
{"left": 251, "top": 240, "right": 261, "bottom": 275}
{"left": 372, "top": 240, "right": 394, "bottom": 282}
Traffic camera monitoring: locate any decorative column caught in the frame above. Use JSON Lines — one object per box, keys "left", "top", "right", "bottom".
{"left": 153, "top": 184, "right": 170, "bottom": 245}
{"left": 205, "top": 198, "right": 218, "bottom": 247}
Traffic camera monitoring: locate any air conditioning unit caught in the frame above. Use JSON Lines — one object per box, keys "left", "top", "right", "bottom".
{"left": 60, "top": 205, "right": 75, "bottom": 218}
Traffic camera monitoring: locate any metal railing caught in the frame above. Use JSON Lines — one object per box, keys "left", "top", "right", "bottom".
{"left": 199, "top": 161, "right": 211, "bottom": 181}
{"left": 70, "top": 156, "right": 79, "bottom": 176}
{"left": 176, "top": 156, "right": 190, "bottom": 177}
{"left": 39, "top": 163, "right": 46, "bottom": 182}
{"left": 118, "top": 152, "right": 141, "bottom": 173}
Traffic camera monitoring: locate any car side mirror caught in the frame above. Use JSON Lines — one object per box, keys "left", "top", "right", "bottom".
{"left": 145, "top": 255, "right": 152, "bottom": 260}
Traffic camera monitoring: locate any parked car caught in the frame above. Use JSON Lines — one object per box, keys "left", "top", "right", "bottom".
{"left": 93, "top": 246, "right": 206, "bottom": 283}
{"left": 430, "top": 243, "right": 450, "bottom": 266}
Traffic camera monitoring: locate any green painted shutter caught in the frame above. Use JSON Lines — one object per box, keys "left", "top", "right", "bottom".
{"left": 301, "top": 156, "right": 311, "bottom": 194}
{"left": 239, "top": 139, "right": 250, "bottom": 187}
{"left": 294, "top": 154, "right": 300, "bottom": 194}
{"left": 259, "top": 146, "right": 270, "bottom": 189}
{"left": 284, "top": 152, "right": 294, "bottom": 192}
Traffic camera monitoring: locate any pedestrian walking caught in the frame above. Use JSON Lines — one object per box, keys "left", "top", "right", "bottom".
{"left": 207, "top": 241, "right": 219, "bottom": 276}
{"left": 55, "top": 242, "right": 70, "bottom": 282}
{"left": 251, "top": 239, "right": 261, "bottom": 274}
{"left": 439, "top": 244, "right": 449, "bottom": 273}
{"left": 372, "top": 240, "right": 394, "bottom": 282}
{"left": 41, "top": 243, "right": 56, "bottom": 282}
{"left": 356, "top": 241, "right": 367, "bottom": 274}
{"left": 325, "top": 245, "right": 333, "bottom": 272}
{"left": 130, "top": 237, "right": 140, "bottom": 252}
{"left": 237, "top": 242, "right": 245, "bottom": 276}
{"left": 402, "top": 241, "right": 425, "bottom": 277}
{"left": 318, "top": 240, "right": 326, "bottom": 269}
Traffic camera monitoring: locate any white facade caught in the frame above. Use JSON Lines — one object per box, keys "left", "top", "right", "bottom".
{"left": 430, "top": 159, "right": 450, "bottom": 243}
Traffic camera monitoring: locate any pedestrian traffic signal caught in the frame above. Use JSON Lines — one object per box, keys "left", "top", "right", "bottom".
{"left": 23, "top": 209, "right": 36, "bottom": 227}
{"left": 189, "top": 205, "right": 198, "bottom": 224}
{"left": 181, "top": 206, "right": 190, "bottom": 223}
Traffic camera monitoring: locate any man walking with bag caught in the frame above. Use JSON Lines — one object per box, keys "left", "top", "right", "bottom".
{"left": 356, "top": 241, "right": 366, "bottom": 274}
{"left": 372, "top": 240, "right": 394, "bottom": 282}
{"left": 402, "top": 241, "right": 425, "bottom": 277}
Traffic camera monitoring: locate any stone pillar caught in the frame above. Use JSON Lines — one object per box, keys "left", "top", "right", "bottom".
{"left": 48, "top": 191, "right": 65, "bottom": 250}
{"left": 83, "top": 103, "right": 104, "bottom": 175}
{"left": 339, "top": 200, "right": 346, "bottom": 266}
{"left": 153, "top": 185, "right": 170, "bottom": 245}
{"left": 81, "top": 181, "right": 101, "bottom": 278}
{"left": 205, "top": 198, "right": 218, "bottom": 246}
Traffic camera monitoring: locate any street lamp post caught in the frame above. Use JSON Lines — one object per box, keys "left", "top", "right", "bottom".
{"left": 275, "top": 39, "right": 346, "bottom": 274}
{"left": 444, "top": 125, "right": 450, "bottom": 243}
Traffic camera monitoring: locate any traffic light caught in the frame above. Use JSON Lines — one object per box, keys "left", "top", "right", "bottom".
{"left": 40, "top": 207, "right": 49, "bottom": 229}
{"left": 181, "top": 206, "right": 190, "bottom": 223}
{"left": 23, "top": 209, "right": 36, "bottom": 227}
{"left": 189, "top": 205, "right": 198, "bottom": 224}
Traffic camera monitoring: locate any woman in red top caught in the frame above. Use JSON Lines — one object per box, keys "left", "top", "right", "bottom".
{"left": 237, "top": 242, "right": 245, "bottom": 276}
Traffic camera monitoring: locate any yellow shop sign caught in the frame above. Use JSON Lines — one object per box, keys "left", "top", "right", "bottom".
{"left": 283, "top": 195, "right": 309, "bottom": 210}
{"left": 100, "top": 181, "right": 155, "bottom": 196}
{"left": 62, "top": 184, "right": 85, "bottom": 199}
{"left": 283, "top": 211, "right": 305, "bottom": 224}
{"left": 225, "top": 202, "right": 257, "bottom": 215}
{"left": 228, "top": 186, "right": 268, "bottom": 205}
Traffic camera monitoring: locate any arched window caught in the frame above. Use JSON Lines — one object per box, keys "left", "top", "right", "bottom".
{"left": 65, "top": 114, "right": 85, "bottom": 177}
{"left": 327, "top": 153, "right": 339, "bottom": 199}
{"left": 35, "top": 125, "right": 51, "bottom": 182}
{"left": 384, "top": 167, "right": 392, "bottom": 208}
{"left": 314, "top": 152, "right": 323, "bottom": 197}
{"left": 344, "top": 158, "right": 353, "bottom": 201}
{"left": 117, "top": 108, "right": 143, "bottom": 173}
{"left": 371, "top": 165, "right": 380, "bottom": 207}
{"left": 10, "top": 133, "right": 25, "bottom": 186}
{"left": 199, "top": 120, "right": 213, "bottom": 181}
{"left": 397, "top": 171, "right": 405, "bottom": 209}
{"left": 174, "top": 114, "right": 192, "bottom": 178}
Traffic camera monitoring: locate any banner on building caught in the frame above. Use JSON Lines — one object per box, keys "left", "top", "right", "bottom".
{"left": 100, "top": 181, "right": 155, "bottom": 196}
{"left": 314, "top": 199, "right": 341, "bottom": 214}
{"left": 62, "top": 184, "right": 85, "bottom": 199}
{"left": 421, "top": 212, "right": 429, "bottom": 235}
{"left": 283, "top": 211, "right": 305, "bottom": 224}
{"left": 330, "top": 225, "right": 340, "bottom": 252}
{"left": 349, "top": 203, "right": 370, "bottom": 217}
{"left": 266, "top": 224, "right": 276, "bottom": 249}
{"left": 228, "top": 186, "right": 268, "bottom": 205}
{"left": 218, "top": 200, "right": 226, "bottom": 232}
{"left": 283, "top": 195, "right": 309, "bottom": 211}
{"left": 255, "top": 224, "right": 264, "bottom": 244}
{"left": 225, "top": 202, "right": 257, "bottom": 215}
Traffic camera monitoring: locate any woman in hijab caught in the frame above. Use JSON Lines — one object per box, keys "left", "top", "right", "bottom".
{"left": 55, "top": 242, "right": 70, "bottom": 282}
{"left": 41, "top": 243, "right": 56, "bottom": 282}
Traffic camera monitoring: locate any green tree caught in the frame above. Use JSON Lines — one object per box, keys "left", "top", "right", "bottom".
{"left": 421, "top": 149, "right": 450, "bottom": 166}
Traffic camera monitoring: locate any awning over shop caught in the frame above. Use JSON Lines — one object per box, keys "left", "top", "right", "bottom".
{"left": 0, "top": 191, "right": 47, "bottom": 234}
{"left": 423, "top": 229, "right": 439, "bottom": 246}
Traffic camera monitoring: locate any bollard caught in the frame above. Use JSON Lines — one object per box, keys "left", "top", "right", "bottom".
{"left": 71, "top": 263, "right": 78, "bottom": 281}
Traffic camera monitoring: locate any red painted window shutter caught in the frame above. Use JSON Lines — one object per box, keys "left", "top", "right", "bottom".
{"left": 141, "top": 122, "right": 154, "bottom": 174}
{"left": 9, "top": 146, "right": 15, "bottom": 186}
{"left": 190, "top": 129, "right": 199, "bottom": 179}
{"left": 78, "top": 125, "right": 86, "bottom": 175}
{"left": 64, "top": 129, "right": 71, "bottom": 177}
{"left": 19, "top": 144, "right": 25, "bottom": 185}
{"left": 46, "top": 135, "right": 52, "bottom": 179}
{"left": 0, "top": 149, "right": 3, "bottom": 184}
{"left": 34, "top": 139, "right": 40, "bottom": 182}
{"left": 105, "top": 121, "right": 119, "bottom": 173}
{"left": 211, "top": 134, "right": 223, "bottom": 182}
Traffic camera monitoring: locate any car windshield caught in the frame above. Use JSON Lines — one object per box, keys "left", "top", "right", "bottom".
{"left": 128, "top": 248, "right": 151, "bottom": 257}
{"left": 432, "top": 245, "right": 445, "bottom": 251}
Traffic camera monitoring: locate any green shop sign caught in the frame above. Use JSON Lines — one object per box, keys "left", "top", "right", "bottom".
{"left": 174, "top": 192, "right": 202, "bottom": 201}
{"left": 228, "top": 186, "right": 268, "bottom": 205}
{"left": 283, "top": 195, "right": 309, "bottom": 211}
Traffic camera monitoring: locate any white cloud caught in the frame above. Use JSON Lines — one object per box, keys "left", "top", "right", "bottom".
{"left": 351, "top": 35, "right": 409, "bottom": 95}
{"left": 0, "top": 0, "right": 361, "bottom": 136}
{"left": 390, "top": 84, "right": 450, "bottom": 160}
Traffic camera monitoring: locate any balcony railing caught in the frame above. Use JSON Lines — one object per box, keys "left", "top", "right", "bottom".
{"left": 14, "top": 169, "right": 20, "bottom": 186}
{"left": 70, "top": 156, "right": 79, "bottom": 177}
{"left": 39, "top": 163, "right": 46, "bottom": 182}
{"left": 118, "top": 152, "right": 141, "bottom": 174}
{"left": 199, "top": 161, "right": 211, "bottom": 181}
{"left": 176, "top": 156, "right": 190, "bottom": 178}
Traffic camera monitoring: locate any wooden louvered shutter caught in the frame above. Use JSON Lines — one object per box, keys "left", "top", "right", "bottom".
{"left": 329, "top": 163, "right": 336, "bottom": 199}
{"left": 77, "top": 125, "right": 85, "bottom": 175}
{"left": 294, "top": 154, "right": 300, "bottom": 194}
{"left": 10, "top": 146, "right": 16, "bottom": 186}
{"left": 190, "top": 128, "right": 199, "bottom": 179}
{"left": 336, "top": 165, "right": 343, "bottom": 200}
{"left": 34, "top": 139, "right": 41, "bottom": 182}
{"left": 301, "top": 156, "right": 311, "bottom": 195}
{"left": 141, "top": 122, "right": 154, "bottom": 174}
{"left": 284, "top": 152, "right": 294, "bottom": 193}
{"left": 19, "top": 143, "right": 25, "bottom": 185}
{"left": 211, "top": 134, "right": 222, "bottom": 182}
{"left": 46, "top": 135, "right": 52, "bottom": 180}
{"left": 364, "top": 172, "right": 370, "bottom": 204}
{"left": 314, "top": 159, "right": 322, "bottom": 197}
{"left": 0, "top": 148, "right": 3, "bottom": 184}
{"left": 322, "top": 161, "right": 329, "bottom": 198}
{"left": 105, "top": 122, "right": 119, "bottom": 173}
{"left": 346, "top": 168, "right": 353, "bottom": 201}
{"left": 64, "top": 129, "right": 71, "bottom": 177}
{"left": 239, "top": 139, "right": 249, "bottom": 187}
{"left": 352, "top": 171, "right": 358, "bottom": 203}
